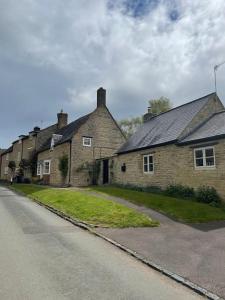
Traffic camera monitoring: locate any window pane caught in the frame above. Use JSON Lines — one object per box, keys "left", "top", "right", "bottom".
{"left": 149, "top": 156, "right": 153, "bottom": 163}
{"left": 195, "top": 150, "right": 203, "bottom": 158}
{"left": 144, "top": 164, "right": 148, "bottom": 172}
{"left": 206, "top": 157, "right": 215, "bottom": 166}
{"left": 196, "top": 158, "right": 204, "bottom": 166}
{"left": 205, "top": 148, "right": 214, "bottom": 157}
{"left": 144, "top": 156, "right": 148, "bottom": 164}
{"left": 149, "top": 164, "right": 153, "bottom": 172}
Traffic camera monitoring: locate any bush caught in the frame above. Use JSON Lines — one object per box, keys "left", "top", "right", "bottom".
{"left": 113, "top": 183, "right": 163, "bottom": 194}
{"left": 165, "top": 184, "right": 195, "bottom": 199}
{"left": 196, "top": 186, "right": 221, "bottom": 204}
{"left": 23, "top": 178, "right": 31, "bottom": 184}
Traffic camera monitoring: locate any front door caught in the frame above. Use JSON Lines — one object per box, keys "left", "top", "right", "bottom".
{"left": 103, "top": 159, "right": 109, "bottom": 184}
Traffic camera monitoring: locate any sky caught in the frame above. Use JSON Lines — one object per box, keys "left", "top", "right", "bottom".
{"left": 1, "top": 0, "right": 225, "bottom": 148}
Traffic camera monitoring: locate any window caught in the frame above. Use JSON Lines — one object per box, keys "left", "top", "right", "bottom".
{"left": 83, "top": 137, "right": 92, "bottom": 147}
{"left": 4, "top": 167, "right": 8, "bottom": 175}
{"left": 6, "top": 153, "right": 9, "bottom": 161}
{"left": 143, "top": 154, "right": 154, "bottom": 173}
{"left": 194, "top": 147, "right": 215, "bottom": 169}
{"left": 37, "top": 162, "right": 42, "bottom": 176}
{"left": 43, "top": 160, "right": 51, "bottom": 175}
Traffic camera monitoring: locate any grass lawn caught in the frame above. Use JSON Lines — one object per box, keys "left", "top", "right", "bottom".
{"left": 91, "top": 186, "right": 225, "bottom": 223}
{"left": 9, "top": 184, "right": 158, "bottom": 228}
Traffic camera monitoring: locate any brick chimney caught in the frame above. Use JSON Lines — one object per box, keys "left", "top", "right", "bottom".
{"left": 97, "top": 87, "right": 106, "bottom": 107}
{"left": 143, "top": 107, "right": 156, "bottom": 123}
{"left": 57, "top": 110, "right": 68, "bottom": 129}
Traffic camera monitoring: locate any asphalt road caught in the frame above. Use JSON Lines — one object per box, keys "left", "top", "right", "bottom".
{"left": 0, "top": 186, "right": 202, "bottom": 300}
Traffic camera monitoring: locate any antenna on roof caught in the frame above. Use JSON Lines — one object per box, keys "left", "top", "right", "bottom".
{"left": 214, "top": 61, "right": 225, "bottom": 94}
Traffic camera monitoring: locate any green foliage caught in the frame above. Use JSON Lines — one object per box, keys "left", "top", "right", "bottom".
{"left": 8, "top": 161, "right": 16, "bottom": 172}
{"left": 11, "top": 184, "right": 157, "bottom": 228}
{"left": 165, "top": 184, "right": 195, "bottom": 199}
{"left": 92, "top": 186, "right": 225, "bottom": 223}
{"left": 118, "top": 116, "right": 143, "bottom": 138}
{"left": 149, "top": 97, "right": 172, "bottom": 114}
{"left": 196, "top": 186, "right": 221, "bottom": 205}
{"left": 19, "top": 159, "right": 30, "bottom": 170}
{"left": 58, "top": 154, "right": 69, "bottom": 179}
{"left": 76, "top": 161, "right": 101, "bottom": 185}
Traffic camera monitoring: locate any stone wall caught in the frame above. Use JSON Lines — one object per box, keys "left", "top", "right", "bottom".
{"left": 70, "top": 106, "right": 126, "bottom": 186}
{"left": 110, "top": 139, "right": 225, "bottom": 200}
{"left": 0, "top": 152, "right": 12, "bottom": 180}
{"left": 37, "top": 142, "right": 70, "bottom": 186}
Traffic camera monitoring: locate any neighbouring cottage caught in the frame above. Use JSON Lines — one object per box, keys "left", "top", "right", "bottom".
{"left": 105, "top": 92, "right": 225, "bottom": 200}
{"left": 36, "top": 87, "right": 126, "bottom": 186}
{"left": 0, "top": 88, "right": 126, "bottom": 186}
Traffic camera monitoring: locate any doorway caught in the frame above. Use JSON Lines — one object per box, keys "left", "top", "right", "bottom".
{"left": 103, "top": 159, "right": 109, "bottom": 184}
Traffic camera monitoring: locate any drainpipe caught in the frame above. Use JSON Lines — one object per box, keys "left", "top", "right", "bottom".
{"left": 68, "top": 140, "right": 72, "bottom": 185}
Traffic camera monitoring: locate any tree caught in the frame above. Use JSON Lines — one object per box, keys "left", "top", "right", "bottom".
{"left": 58, "top": 154, "right": 69, "bottom": 184}
{"left": 149, "top": 97, "right": 172, "bottom": 115}
{"left": 8, "top": 161, "right": 16, "bottom": 176}
{"left": 118, "top": 116, "right": 143, "bottom": 138}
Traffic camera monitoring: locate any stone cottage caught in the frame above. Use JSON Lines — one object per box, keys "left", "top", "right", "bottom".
{"left": 36, "top": 88, "right": 126, "bottom": 186}
{"left": 107, "top": 93, "right": 225, "bottom": 200}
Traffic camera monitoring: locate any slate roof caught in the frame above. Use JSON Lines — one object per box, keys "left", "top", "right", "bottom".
{"left": 0, "top": 146, "right": 13, "bottom": 156}
{"left": 179, "top": 110, "right": 225, "bottom": 144}
{"left": 38, "top": 113, "right": 91, "bottom": 152}
{"left": 118, "top": 93, "right": 216, "bottom": 154}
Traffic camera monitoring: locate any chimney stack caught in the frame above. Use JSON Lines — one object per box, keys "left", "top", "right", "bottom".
{"left": 97, "top": 87, "right": 106, "bottom": 107}
{"left": 57, "top": 110, "right": 68, "bottom": 129}
{"left": 143, "top": 107, "right": 156, "bottom": 123}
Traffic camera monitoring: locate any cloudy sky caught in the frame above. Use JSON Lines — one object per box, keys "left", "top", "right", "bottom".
{"left": 1, "top": 0, "right": 225, "bottom": 148}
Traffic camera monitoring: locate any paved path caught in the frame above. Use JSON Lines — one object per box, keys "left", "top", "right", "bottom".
{"left": 0, "top": 186, "right": 203, "bottom": 300}
{"left": 79, "top": 189, "right": 225, "bottom": 299}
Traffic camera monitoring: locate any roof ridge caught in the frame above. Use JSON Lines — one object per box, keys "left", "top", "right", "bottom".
{"left": 144, "top": 92, "right": 216, "bottom": 122}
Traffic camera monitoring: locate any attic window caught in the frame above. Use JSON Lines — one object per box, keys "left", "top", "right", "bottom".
{"left": 83, "top": 137, "right": 92, "bottom": 147}
{"left": 50, "top": 134, "right": 63, "bottom": 150}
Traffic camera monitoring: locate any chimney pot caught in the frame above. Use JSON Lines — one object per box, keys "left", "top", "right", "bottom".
{"left": 57, "top": 111, "right": 68, "bottom": 129}
{"left": 97, "top": 87, "right": 106, "bottom": 107}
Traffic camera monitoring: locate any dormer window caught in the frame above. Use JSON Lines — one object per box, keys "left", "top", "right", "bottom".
{"left": 50, "top": 134, "right": 63, "bottom": 150}
{"left": 83, "top": 137, "right": 92, "bottom": 147}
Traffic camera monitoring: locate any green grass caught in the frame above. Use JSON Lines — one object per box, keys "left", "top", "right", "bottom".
{"left": 91, "top": 186, "right": 225, "bottom": 223}
{"left": 10, "top": 184, "right": 157, "bottom": 228}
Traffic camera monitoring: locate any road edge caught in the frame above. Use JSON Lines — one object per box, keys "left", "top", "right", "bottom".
{"left": 5, "top": 185, "right": 222, "bottom": 300}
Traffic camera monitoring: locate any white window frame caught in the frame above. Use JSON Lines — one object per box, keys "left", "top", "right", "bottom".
{"left": 143, "top": 154, "right": 154, "bottom": 174}
{"left": 43, "top": 160, "right": 51, "bottom": 175}
{"left": 83, "top": 137, "right": 92, "bottom": 147}
{"left": 194, "top": 146, "right": 216, "bottom": 169}
{"left": 37, "top": 162, "right": 42, "bottom": 176}
{"left": 6, "top": 153, "right": 9, "bottom": 161}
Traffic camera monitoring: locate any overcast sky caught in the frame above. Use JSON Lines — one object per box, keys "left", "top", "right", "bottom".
{"left": 1, "top": 0, "right": 225, "bottom": 148}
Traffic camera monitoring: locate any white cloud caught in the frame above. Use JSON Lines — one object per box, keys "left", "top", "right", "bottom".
{"left": 1, "top": 0, "right": 225, "bottom": 147}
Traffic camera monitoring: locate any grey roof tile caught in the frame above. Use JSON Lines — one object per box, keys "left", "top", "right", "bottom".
{"left": 179, "top": 110, "right": 225, "bottom": 144}
{"left": 118, "top": 93, "right": 215, "bottom": 154}
{"left": 38, "top": 113, "right": 91, "bottom": 152}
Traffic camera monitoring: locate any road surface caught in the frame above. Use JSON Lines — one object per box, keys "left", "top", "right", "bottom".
{"left": 0, "top": 186, "right": 202, "bottom": 300}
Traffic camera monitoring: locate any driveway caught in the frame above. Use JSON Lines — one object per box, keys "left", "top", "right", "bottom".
{"left": 0, "top": 186, "right": 203, "bottom": 300}
{"left": 87, "top": 191, "right": 225, "bottom": 299}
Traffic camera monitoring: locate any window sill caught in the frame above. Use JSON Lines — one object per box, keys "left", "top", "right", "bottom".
{"left": 195, "top": 166, "right": 216, "bottom": 170}
{"left": 143, "top": 172, "right": 154, "bottom": 175}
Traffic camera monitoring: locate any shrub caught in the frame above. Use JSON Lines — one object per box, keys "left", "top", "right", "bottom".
{"left": 196, "top": 186, "right": 221, "bottom": 204}
{"left": 58, "top": 154, "right": 69, "bottom": 181}
{"left": 23, "top": 177, "right": 31, "bottom": 184}
{"left": 165, "top": 184, "right": 195, "bottom": 199}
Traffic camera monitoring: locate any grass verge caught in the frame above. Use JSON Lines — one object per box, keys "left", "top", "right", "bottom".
{"left": 91, "top": 186, "right": 225, "bottom": 223}
{"left": 9, "top": 184, "right": 158, "bottom": 228}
